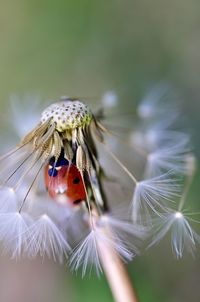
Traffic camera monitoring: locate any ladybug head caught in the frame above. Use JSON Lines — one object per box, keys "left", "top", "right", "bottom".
{"left": 48, "top": 151, "right": 69, "bottom": 177}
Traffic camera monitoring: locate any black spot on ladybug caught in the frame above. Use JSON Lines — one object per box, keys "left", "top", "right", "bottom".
{"left": 73, "top": 177, "right": 80, "bottom": 184}
{"left": 73, "top": 199, "right": 82, "bottom": 205}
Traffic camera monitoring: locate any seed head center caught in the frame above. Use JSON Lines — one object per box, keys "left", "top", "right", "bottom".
{"left": 41, "top": 99, "right": 92, "bottom": 132}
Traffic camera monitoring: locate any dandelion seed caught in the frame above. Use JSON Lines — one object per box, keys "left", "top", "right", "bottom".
{"left": 99, "top": 215, "right": 147, "bottom": 257}
{"left": 69, "top": 203, "right": 149, "bottom": 277}
{"left": 26, "top": 214, "right": 70, "bottom": 263}
{"left": 132, "top": 173, "right": 180, "bottom": 223}
{"left": 131, "top": 128, "right": 189, "bottom": 153}
{"left": 137, "top": 83, "right": 179, "bottom": 120}
{"left": 144, "top": 140, "right": 190, "bottom": 177}
{"left": 70, "top": 230, "right": 102, "bottom": 277}
{"left": 149, "top": 211, "right": 200, "bottom": 258}
{"left": 146, "top": 129, "right": 189, "bottom": 151}
{"left": 0, "top": 212, "right": 32, "bottom": 258}
{"left": 70, "top": 219, "right": 137, "bottom": 277}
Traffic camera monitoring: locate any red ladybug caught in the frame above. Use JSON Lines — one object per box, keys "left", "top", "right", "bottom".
{"left": 44, "top": 153, "right": 86, "bottom": 206}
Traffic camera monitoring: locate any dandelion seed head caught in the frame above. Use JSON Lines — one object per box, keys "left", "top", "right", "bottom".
{"left": 41, "top": 100, "right": 92, "bottom": 132}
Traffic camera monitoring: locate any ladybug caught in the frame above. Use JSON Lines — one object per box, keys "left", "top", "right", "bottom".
{"left": 44, "top": 151, "right": 86, "bottom": 206}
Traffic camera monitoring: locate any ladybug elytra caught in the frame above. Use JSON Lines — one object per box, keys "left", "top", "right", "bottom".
{"left": 44, "top": 151, "right": 86, "bottom": 206}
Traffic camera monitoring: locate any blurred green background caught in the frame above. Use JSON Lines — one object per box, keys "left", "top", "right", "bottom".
{"left": 0, "top": 0, "right": 200, "bottom": 301}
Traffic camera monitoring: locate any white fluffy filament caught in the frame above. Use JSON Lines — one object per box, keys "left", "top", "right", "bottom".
{"left": 26, "top": 214, "right": 70, "bottom": 263}
{"left": 132, "top": 173, "right": 180, "bottom": 223}
{"left": 149, "top": 211, "right": 200, "bottom": 258}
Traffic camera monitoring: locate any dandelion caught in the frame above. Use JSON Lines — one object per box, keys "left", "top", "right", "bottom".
{"left": 0, "top": 87, "right": 198, "bottom": 302}
{"left": 0, "top": 98, "right": 142, "bottom": 261}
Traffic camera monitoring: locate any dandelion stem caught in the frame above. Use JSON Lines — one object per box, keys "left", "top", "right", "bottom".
{"left": 98, "top": 237, "right": 139, "bottom": 302}
{"left": 91, "top": 208, "right": 139, "bottom": 302}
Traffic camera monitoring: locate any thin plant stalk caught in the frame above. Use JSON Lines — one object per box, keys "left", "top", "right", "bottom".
{"left": 98, "top": 237, "right": 139, "bottom": 302}
{"left": 91, "top": 208, "right": 139, "bottom": 302}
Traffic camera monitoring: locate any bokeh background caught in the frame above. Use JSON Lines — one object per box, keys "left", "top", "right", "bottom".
{"left": 0, "top": 0, "right": 200, "bottom": 301}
